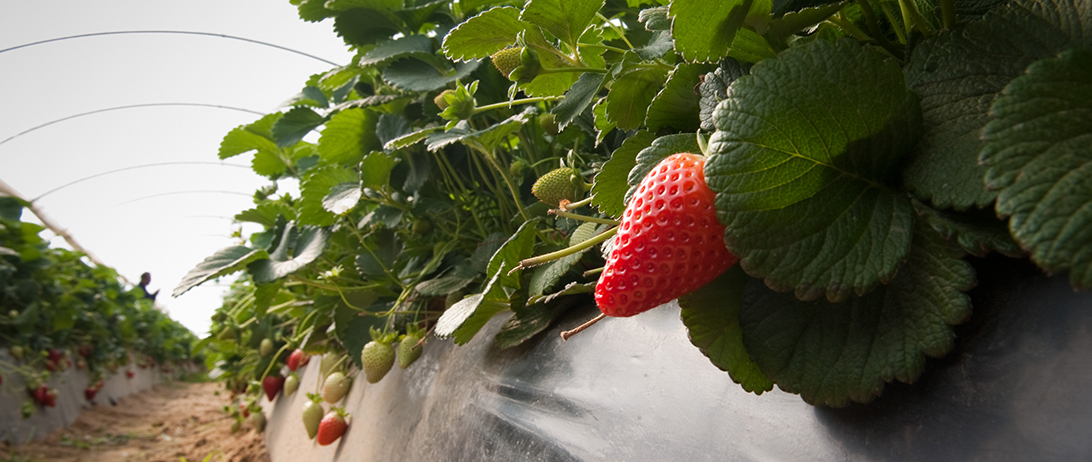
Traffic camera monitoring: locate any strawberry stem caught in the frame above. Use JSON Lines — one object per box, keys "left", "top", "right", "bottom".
{"left": 561, "top": 196, "right": 593, "bottom": 211}
{"left": 516, "top": 227, "right": 617, "bottom": 270}
{"left": 560, "top": 313, "right": 607, "bottom": 341}
{"left": 582, "top": 267, "right": 603, "bottom": 277}
{"left": 473, "top": 96, "right": 561, "bottom": 114}
{"left": 550, "top": 209, "right": 619, "bottom": 225}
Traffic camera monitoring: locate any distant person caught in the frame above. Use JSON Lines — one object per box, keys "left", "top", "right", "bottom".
{"left": 139, "top": 272, "right": 160, "bottom": 301}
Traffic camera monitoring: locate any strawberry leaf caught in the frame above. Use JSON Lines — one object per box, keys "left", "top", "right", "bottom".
{"left": 441, "top": 7, "right": 526, "bottom": 61}
{"left": 519, "top": 0, "right": 604, "bottom": 50}
{"left": 434, "top": 287, "right": 509, "bottom": 345}
{"left": 334, "top": 8, "right": 402, "bottom": 48}
{"left": 173, "top": 246, "right": 270, "bottom": 297}
{"left": 604, "top": 52, "right": 669, "bottom": 131}
{"left": 645, "top": 62, "right": 714, "bottom": 133}
{"left": 981, "top": 48, "right": 1092, "bottom": 289}
{"left": 592, "top": 130, "right": 656, "bottom": 218}
{"left": 903, "top": 0, "right": 1092, "bottom": 209}
{"left": 360, "top": 152, "right": 400, "bottom": 190}
{"left": 698, "top": 58, "right": 750, "bottom": 132}
{"left": 706, "top": 39, "right": 920, "bottom": 302}
{"left": 739, "top": 224, "right": 975, "bottom": 407}
{"left": 359, "top": 35, "right": 434, "bottom": 67}
{"left": 273, "top": 107, "right": 325, "bottom": 148}
{"left": 299, "top": 166, "right": 360, "bottom": 226}
{"left": 219, "top": 113, "right": 281, "bottom": 160}
{"left": 381, "top": 58, "right": 481, "bottom": 92}
{"left": 251, "top": 223, "right": 331, "bottom": 283}
{"left": 912, "top": 199, "right": 1022, "bottom": 258}
{"left": 551, "top": 72, "right": 606, "bottom": 130}
{"left": 679, "top": 266, "right": 773, "bottom": 394}
{"left": 668, "top": 0, "right": 769, "bottom": 63}
{"left": 322, "top": 182, "right": 362, "bottom": 216}
{"left": 319, "top": 108, "right": 382, "bottom": 165}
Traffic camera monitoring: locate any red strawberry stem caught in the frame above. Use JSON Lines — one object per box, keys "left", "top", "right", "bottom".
{"left": 549, "top": 209, "right": 619, "bottom": 225}
{"left": 515, "top": 227, "right": 618, "bottom": 271}
{"left": 560, "top": 313, "right": 607, "bottom": 341}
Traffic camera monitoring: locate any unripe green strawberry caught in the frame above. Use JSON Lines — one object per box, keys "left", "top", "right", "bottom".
{"left": 397, "top": 333, "right": 423, "bottom": 369}
{"left": 539, "top": 112, "right": 560, "bottom": 135}
{"left": 361, "top": 340, "right": 395, "bottom": 383}
{"left": 302, "top": 393, "right": 324, "bottom": 439}
{"left": 249, "top": 411, "right": 266, "bottom": 433}
{"left": 284, "top": 373, "right": 300, "bottom": 396}
{"left": 322, "top": 371, "right": 351, "bottom": 403}
{"left": 433, "top": 89, "right": 455, "bottom": 110}
{"left": 259, "top": 338, "right": 274, "bottom": 356}
{"left": 230, "top": 419, "right": 242, "bottom": 434}
{"left": 532, "top": 167, "right": 586, "bottom": 207}
{"left": 10, "top": 345, "right": 24, "bottom": 360}
{"left": 491, "top": 47, "right": 523, "bottom": 79}
{"left": 595, "top": 153, "right": 739, "bottom": 317}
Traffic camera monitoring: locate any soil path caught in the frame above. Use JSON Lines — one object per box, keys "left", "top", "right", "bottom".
{"left": 3, "top": 382, "right": 269, "bottom": 462}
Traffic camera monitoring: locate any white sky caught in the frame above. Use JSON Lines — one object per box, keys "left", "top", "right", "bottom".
{"left": 0, "top": 1, "right": 355, "bottom": 337}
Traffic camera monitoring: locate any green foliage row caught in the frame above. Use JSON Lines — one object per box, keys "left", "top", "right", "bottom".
{"left": 184, "top": 0, "right": 1092, "bottom": 408}
{"left": 0, "top": 196, "right": 197, "bottom": 400}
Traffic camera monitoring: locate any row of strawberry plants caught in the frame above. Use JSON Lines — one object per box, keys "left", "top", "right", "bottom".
{"left": 182, "top": 0, "right": 1092, "bottom": 416}
{"left": 0, "top": 197, "right": 197, "bottom": 418}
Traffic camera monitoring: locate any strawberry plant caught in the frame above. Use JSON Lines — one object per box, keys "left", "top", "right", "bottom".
{"left": 0, "top": 197, "right": 196, "bottom": 411}
{"left": 179, "top": 0, "right": 1092, "bottom": 410}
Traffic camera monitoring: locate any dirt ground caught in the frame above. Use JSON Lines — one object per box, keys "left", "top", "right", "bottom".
{"left": 2, "top": 382, "right": 269, "bottom": 462}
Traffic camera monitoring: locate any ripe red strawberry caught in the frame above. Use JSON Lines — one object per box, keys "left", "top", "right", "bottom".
{"left": 286, "top": 349, "right": 308, "bottom": 371}
{"left": 595, "top": 153, "right": 738, "bottom": 317}
{"left": 126, "top": 370, "right": 135, "bottom": 379}
{"left": 84, "top": 387, "right": 97, "bottom": 401}
{"left": 262, "top": 375, "right": 284, "bottom": 401}
{"left": 316, "top": 408, "right": 349, "bottom": 446}
{"left": 239, "top": 402, "right": 250, "bottom": 418}
{"left": 302, "top": 393, "right": 324, "bottom": 439}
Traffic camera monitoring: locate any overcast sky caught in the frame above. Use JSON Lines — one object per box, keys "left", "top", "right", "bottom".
{"left": 0, "top": 1, "right": 355, "bottom": 336}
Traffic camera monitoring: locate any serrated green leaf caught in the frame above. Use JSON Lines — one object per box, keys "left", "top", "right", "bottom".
{"left": 495, "top": 297, "right": 577, "bottom": 349}
{"left": 382, "top": 58, "right": 481, "bottom": 92}
{"left": 322, "top": 182, "right": 362, "bottom": 215}
{"left": 384, "top": 126, "right": 441, "bottom": 150}
{"left": 375, "top": 114, "right": 411, "bottom": 149}
{"left": 707, "top": 39, "right": 920, "bottom": 302}
{"left": 318, "top": 108, "right": 381, "bottom": 165}
{"left": 219, "top": 113, "right": 281, "bottom": 160}
{"left": 739, "top": 223, "right": 975, "bottom": 407}
{"left": 253, "top": 280, "right": 284, "bottom": 318}
{"left": 625, "top": 133, "right": 699, "bottom": 206}
{"left": 250, "top": 223, "right": 331, "bottom": 283}
{"left": 698, "top": 58, "right": 750, "bottom": 132}
{"left": 765, "top": 2, "right": 844, "bottom": 44}
{"left": 434, "top": 287, "right": 509, "bottom": 344}
{"left": 334, "top": 8, "right": 402, "bottom": 48}
{"left": 634, "top": 30, "right": 675, "bottom": 61}
{"left": 605, "top": 53, "right": 669, "bottom": 130}
{"left": 251, "top": 150, "right": 289, "bottom": 178}
{"left": 359, "top": 35, "right": 434, "bottom": 67}
{"left": 551, "top": 72, "right": 606, "bottom": 130}
{"left": 299, "top": 166, "right": 360, "bottom": 226}
{"left": 771, "top": 0, "right": 843, "bottom": 15}
{"left": 272, "top": 107, "right": 325, "bottom": 148}
{"left": 592, "top": 130, "right": 656, "bottom": 218}
{"left": 520, "top": 0, "right": 605, "bottom": 49}
{"left": 912, "top": 199, "right": 1023, "bottom": 258}
{"left": 354, "top": 229, "right": 402, "bottom": 278}
{"left": 645, "top": 63, "right": 713, "bottom": 133}
{"left": 326, "top": 0, "right": 402, "bottom": 11}
{"left": 679, "top": 266, "right": 773, "bottom": 394}
{"left": 416, "top": 265, "right": 478, "bottom": 296}
{"left": 668, "top": 0, "right": 761, "bottom": 63}
{"left": 442, "top": 6, "right": 526, "bottom": 61}
{"left": 281, "top": 86, "right": 329, "bottom": 109}
{"left": 426, "top": 108, "right": 534, "bottom": 152}
{"left": 592, "top": 97, "right": 614, "bottom": 145}
{"left": 173, "top": 246, "right": 270, "bottom": 297}
{"left": 360, "top": 151, "right": 400, "bottom": 190}
{"left": 331, "top": 291, "right": 382, "bottom": 368}
{"left": 726, "top": 28, "right": 777, "bottom": 63}
{"left": 517, "top": 26, "right": 581, "bottom": 97}
{"left": 297, "top": 0, "right": 336, "bottom": 21}
{"left": 903, "top": 0, "right": 1092, "bottom": 209}
{"left": 981, "top": 47, "right": 1092, "bottom": 288}
{"left": 235, "top": 202, "right": 297, "bottom": 227}
{"left": 486, "top": 218, "right": 541, "bottom": 290}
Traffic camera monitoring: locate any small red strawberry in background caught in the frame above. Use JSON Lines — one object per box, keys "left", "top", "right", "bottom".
{"left": 78, "top": 345, "right": 92, "bottom": 357}
{"left": 286, "top": 349, "right": 309, "bottom": 371}
{"left": 239, "top": 402, "right": 250, "bottom": 418}
{"left": 595, "top": 153, "right": 738, "bottom": 317}
{"left": 262, "top": 375, "right": 284, "bottom": 401}
{"left": 126, "top": 370, "right": 135, "bottom": 379}
{"left": 302, "top": 393, "right": 324, "bottom": 439}
{"left": 33, "top": 385, "right": 57, "bottom": 407}
{"left": 316, "top": 408, "right": 350, "bottom": 446}
{"left": 85, "top": 387, "right": 97, "bottom": 401}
